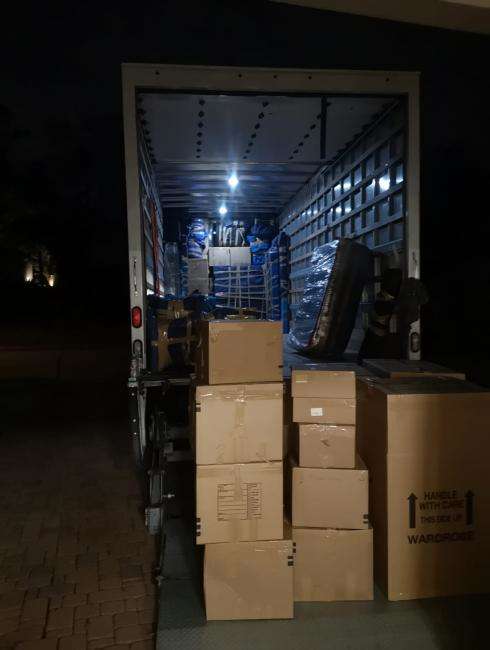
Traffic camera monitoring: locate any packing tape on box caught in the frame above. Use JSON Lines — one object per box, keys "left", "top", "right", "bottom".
{"left": 210, "top": 323, "right": 245, "bottom": 338}
{"left": 294, "top": 371, "right": 346, "bottom": 384}
{"left": 198, "top": 387, "right": 283, "bottom": 402}
{"left": 199, "top": 387, "right": 282, "bottom": 463}
{"left": 302, "top": 424, "right": 354, "bottom": 437}
{"left": 198, "top": 387, "right": 283, "bottom": 433}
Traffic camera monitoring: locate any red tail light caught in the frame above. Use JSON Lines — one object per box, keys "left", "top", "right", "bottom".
{"left": 131, "top": 306, "right": 142, "bottom": 328}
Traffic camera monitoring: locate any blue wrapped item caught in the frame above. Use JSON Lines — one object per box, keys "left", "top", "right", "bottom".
{"left": 187, "top": 218, "right": 209, "bottom": 259}
{"left": 263, "top": 232, "right": 290, "bottom": 332}
{"left": 251, "top": 252, "right": 266, "bottom": 267}
{"left": 288, "top": 239, "right": 371, "bottom": 357}
{"left": 249, "top": 239, "right": 270, "bottom": 253}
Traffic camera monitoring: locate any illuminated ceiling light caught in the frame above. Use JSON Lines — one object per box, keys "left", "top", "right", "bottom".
{"left": 218, "top": 204, "right": 228, "bottom": 216}
{"left": 228, "top": 173, "right": 239, "bottom": 189}
{"left": 379, "top": 176, "right": 391, "bottom": 192}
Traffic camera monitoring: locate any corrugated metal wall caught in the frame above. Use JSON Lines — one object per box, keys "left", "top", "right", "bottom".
{"left": 279, "top": 101, "right": 405, "bottom": 312}
{"left": 138, "top": 128, "right": 165, "bottom": 296}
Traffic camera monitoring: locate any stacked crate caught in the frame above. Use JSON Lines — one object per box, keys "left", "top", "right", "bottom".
{"left": 194, "top": 320, "right": 294, "bottom": 620}
{"left": 290, "top": 370, "right": 374, "bottom": 602}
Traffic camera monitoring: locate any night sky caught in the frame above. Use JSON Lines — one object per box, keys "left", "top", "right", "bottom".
{"left": 1, "top": 0, "right": 489, "bottom": 377}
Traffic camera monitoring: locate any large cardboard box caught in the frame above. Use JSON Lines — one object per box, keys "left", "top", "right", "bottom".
{"left": 293, "top": 527, "right": 373, "bottom": 602}
{"left": 291, "top": 370, "right": 356, "bottom": 398}
{"left": 293, "top": 397, "right": 356, "bottom": 424}
{"left": 195, "top": 383, "right": 283, "bottom": 464}
{"left": 196, "top": 320, "right": 283, "bottom": 385}
{"left": 357, "top": 376, "right": 490, "bottom": 600}
{"left": 208, "top": 246, "right": 231, "bottom": 266}
{"left": 230, "top": 247, "right": 252, "bottom": 266}
{"left": 188, "top": 277, "right": 209, "bottom": 295}
{"left": 299, "top": 423, "right": 356, "bottom": 469}
{"left": 196, "top": 461, "right": 283, "bottom": 544}
{"left": 363, "top": 358, "right": 466, "bottom": 380}
{"left": 204, "top": 538, "right": 294, "bottom": 620}
{"left": 187, "top": 258, "right": 209, "bottom": 276}
{"left": 292, "top": 457, "right": 369, "bottom": 529}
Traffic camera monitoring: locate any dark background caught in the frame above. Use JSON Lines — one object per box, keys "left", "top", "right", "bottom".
{"left": 1, "top": 0, "right": 489, "bottom": 378}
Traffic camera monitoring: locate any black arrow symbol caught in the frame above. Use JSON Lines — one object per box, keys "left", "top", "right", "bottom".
{"left": 465, "top": 490, "right": 475, "bottom": 526}
{"left": 408, "top": 493, "right": 418, "bottom": 528}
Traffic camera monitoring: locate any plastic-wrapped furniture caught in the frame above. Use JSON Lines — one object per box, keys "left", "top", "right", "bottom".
{"left": 288, "top": 239, "right": 371, "bottom": 357}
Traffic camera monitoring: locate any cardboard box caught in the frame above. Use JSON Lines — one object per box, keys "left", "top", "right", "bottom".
{"left": 363, "top": 358, "right": 466, "bottom": 380}
{"left": 292, "top": 456, "right": 369, "bottom": 529}
{"left": 208, "top": 247, "right": 231, "bottom": 266}
{"left": 299, "top": 423, "right": 356, "bottom": 468}
{"left": 195, "top": 383, "right": 283, "bottom": 464}
{"left": 196, "top": 461, "right": 283, "bottom": 544}
{"left": 188, "top": 277, "right": 209, "bottom": 295}
{"left": 293, "top": 527, "right": 373, "bottom": 602}
{"left": 204, "top": 538, "right": 294, "bottom": 620}
{"left": 187, "top": 258, "right": 209, "bottom": 276}
{"left": 196, "top": 320, "right": 283, "bottom": 385}
{"left": 357, "top": 376, "right": 490, "bottom": 600}
{"left": 208, "top": 246, "right": 252, "bottom": 267}
{"left": 293, "top": 397, "right": 356, "bottom": 424}
{"left": 292, "top": 370, "right": 356, "bottom": 398}
{"left": 230, "top": 247, "right": 251, "bottom": 266}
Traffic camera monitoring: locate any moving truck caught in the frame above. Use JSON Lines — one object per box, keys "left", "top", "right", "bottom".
{"left": 122, "top": 63, "right": 421, "bottom": 640}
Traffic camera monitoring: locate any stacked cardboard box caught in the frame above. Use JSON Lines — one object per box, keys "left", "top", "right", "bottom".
{"left": 290, "top": 370, "right": 373, "bottom": 602}
{"left": 187, "top": 258, "right": 209, "bottom": 294}
{"left": 357, "top": 375, "right": 490, "bottom": 600}
{"left": 195, "top": 320, "right": 293, "bottom": 620}
{"left": 363, "top": 358, "right": 466, "bottom": 380}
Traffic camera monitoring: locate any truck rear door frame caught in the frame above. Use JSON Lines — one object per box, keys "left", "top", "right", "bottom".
{"left": 122, "top": 63, "right": 421, "bottom": 361}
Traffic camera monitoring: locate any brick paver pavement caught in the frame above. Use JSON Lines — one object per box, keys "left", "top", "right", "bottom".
{"left": 0, "top": 396, "right": 157, "bottom": 650}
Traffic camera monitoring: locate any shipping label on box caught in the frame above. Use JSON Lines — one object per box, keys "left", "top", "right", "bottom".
{"left": 204, "top": 538, "right": 294, "bottom": 620}
{"left": 299, "top": 423, "right": 356, "bottom": 469}
{"left": 357, "top": 376, "right": 490, "bottom": 600}
{"left": 195, "top": 383, "right": 283, "bottom": 464}
{"left": 292, "top": 370, "right": 356, "bottom": 398}
{"left": 196, "top": 462, "right": 283, "bottom": 544}
{"left": 293, "top": 397, "right": 356, "bottom": 424}
{"left": 293, "top": 527, "right": 373, "bottom": 602}
{"left": 292, "top": 456, "right": 369, "bottom": 530}
{"left": 196, "top": 320, "right": 283, "bottom": 385}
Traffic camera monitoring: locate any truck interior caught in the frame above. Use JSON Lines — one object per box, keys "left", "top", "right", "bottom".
{"left": 126, "top": 84, "right": 421, "bottom": 645}
{"left": 135, "top": 89, "right": 408, "bottom": 368}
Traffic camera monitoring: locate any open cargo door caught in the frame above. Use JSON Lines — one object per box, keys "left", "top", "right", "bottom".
{"left": 122, "top": 64, "right": 421, "bottom": 365}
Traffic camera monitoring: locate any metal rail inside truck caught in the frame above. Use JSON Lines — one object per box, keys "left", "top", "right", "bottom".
{"left": 122, "top": 63, "right": 421, "bottom": 642}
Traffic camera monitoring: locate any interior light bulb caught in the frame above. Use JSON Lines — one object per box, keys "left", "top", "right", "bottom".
{"left": 228, "top": 173, "right": 239, "bottom": 189}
